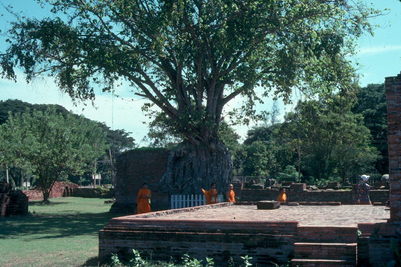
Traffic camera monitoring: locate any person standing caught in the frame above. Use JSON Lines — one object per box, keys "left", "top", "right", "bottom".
{"left": 201, "top": 183, "right": 218, "bottom": 204}
{"left": 357, "top": 175, "right": 371, "bottom": 205}
{"left": 277, "top": 188, "right": 287, "bottom": 204}
{"left": 136, "top": 183, "right": 152, "bottom": 214}
{"left": 226, "top": 184, "right": 236, "bottom": 203}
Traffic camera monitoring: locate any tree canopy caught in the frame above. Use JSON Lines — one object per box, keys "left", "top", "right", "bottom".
{"left": 0, "top": 99, "right": 136, "bottom": 186}
{"left": 239, "top": 93, "right": 379, "bottom": 184}
{"left": 0, "top": 107, "right": 108, "bottom": 201}
{"left": 352, "top": 84, "right": 387, "bottom": 174}
{"left": 0, "top": 0, "right": 375, "bottom": 144}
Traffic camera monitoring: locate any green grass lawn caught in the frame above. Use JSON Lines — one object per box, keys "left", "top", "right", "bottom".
{"left": 0, "top": 197, "right": 117, "bottom": 267}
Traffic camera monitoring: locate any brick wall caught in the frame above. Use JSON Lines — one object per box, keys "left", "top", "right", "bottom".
{"left": 239, "top": 189, "right": 388, "bottom": 204}
{"left": 100, "top": 205, "right": 298, "bottom": 265}
{"left": 71, "top": 188, "right": 113, "bottom": 198}
{"left": 110, "top": 149, "right": 170, "bottom": 213}
{"left": 362, "top": 72, "right": 401, "bottom": 265}
{"left": 385, "top": 73, "right": 401, "bottom": 222}
{"left": 99, "top": 205, "right": 382, "bottom": 265}
{"left": 23, "top": 181, "right": 78, "bottom": 201}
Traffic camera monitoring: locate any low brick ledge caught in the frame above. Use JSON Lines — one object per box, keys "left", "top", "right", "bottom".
{"left": 103, "top": 219, "right": 300, "bottom": 233}
{"left": 291, "top": 259, "right": 349, "bottom": 263}
{"left": 238, "top": 201, "right": 342, "bottom": 205}
{"left": 294, "top": 242, "right": 357, "bottom": 246}
{"left": 141, "top": 202, "right": 233, "bottom": 218}
{"left": 290, "top": 258, "right": 354, "bottom": 266}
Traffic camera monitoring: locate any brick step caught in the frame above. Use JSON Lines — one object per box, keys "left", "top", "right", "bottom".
{"left": 294, "top": 242, "right": 357, "bottom": 262}
{"left": 297, "top": 226, "right": 357, "bottom": 243}
{"left": 290, "top": 259, "right": 355, "bottom": 267}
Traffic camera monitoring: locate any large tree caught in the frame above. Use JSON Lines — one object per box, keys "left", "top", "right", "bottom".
{"left": 0, "top": 108, "right": 108, "bottom": 202}
{"left": 0, "top": 0, "right": 375, "bottom": 193}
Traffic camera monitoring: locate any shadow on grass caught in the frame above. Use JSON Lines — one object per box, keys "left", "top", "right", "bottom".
{"left": 82, "top": 256, "right": 99, "bottom": 266}
{"left": 29, "top": 201, "right": 69, "bottom": 206}
{"left": 0, "top": 212, "right": 125, "bottom": 239}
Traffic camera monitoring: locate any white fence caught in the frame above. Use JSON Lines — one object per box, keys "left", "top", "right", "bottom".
{"left": 170, "top": 194, "right": 224, "bottom": 209}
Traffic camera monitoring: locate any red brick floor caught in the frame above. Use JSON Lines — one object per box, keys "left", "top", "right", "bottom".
{"left": 135, "top": 205, "right": 390, "bottom": 226}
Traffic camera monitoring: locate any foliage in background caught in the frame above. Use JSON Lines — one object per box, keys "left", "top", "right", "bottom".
{"left": 276, "top": 165, "right": 301, "bottom": 183}
{"left": 281, "top": 95, "right": 378, "bottom": 183}
{"left": 238, "top": 93, "right": 379, "bottom": 185}
{"left": 352, "top": 84, "right": 388, "bottom": 174}
{"left": 0, "top": 107, "right": 108, "bottom": 201}
{"left": 0, "top": 99, "right": 136, "bottom": 186}
{"left": 241, "top": 141, "right": 277, "bottom": 177}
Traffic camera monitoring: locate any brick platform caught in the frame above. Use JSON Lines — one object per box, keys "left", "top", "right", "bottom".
{"left": 99, "top": 204, "right": 390, "bottom": 265}
{"left": 142, "top": 205, "right": 389, "bottom": 226}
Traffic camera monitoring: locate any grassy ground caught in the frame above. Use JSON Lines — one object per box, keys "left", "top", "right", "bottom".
{"left": 0, "top": 197, "right": 116, "bottom": 267}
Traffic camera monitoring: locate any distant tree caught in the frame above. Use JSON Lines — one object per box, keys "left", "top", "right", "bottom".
{"left": 0, "top": 99, "right": 68, "bottom": 124}
{"left": 0, "top": 108, "right": 108, "bottom": 202}
{"left": 241, "top": 123, "right": 293, "bottom": 178}
{"left": 242, "top": 140, "right": 278, "bottom": 177}
{"left": 145, "top": 113, "right": 183, "bottom": 148}
{"left": 352, "top": 84, "right": 388, "bottom": 174}
{"left": 96, "top": 124, "right": 136, "bottom": 185}
{"left": 270, "top": 100, "right": 280, "bottom": 125}
{"left": 0, "top": 0, "right": 375, "bottom": 193}
{"left": 276, "top": 165, "right": 301, "bottom": 183}
{"left": 244, "top": 124, "right": 280, "bottom": 145}
{"left": 281, "top": 96, "right": 378, "bottom": 183}
{"left": 0, "top": 99, "right": 135, "bottom": 186}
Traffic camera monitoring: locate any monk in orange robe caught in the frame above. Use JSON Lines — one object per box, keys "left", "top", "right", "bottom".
{"left": 277, "top": 188, "right": 287, "bottom": 204}
{"left": 226, "top": 184, "right": 236, "bottom": 203}
{"left": 201, "top": 183, "right": 218, "bottom": 204}
{"left": 136, "top": 183, "right": 151, "bottom": 214}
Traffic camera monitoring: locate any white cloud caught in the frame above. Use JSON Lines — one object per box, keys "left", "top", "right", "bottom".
{"left": 358, "top": 45, "right": 401, "bottom": 56}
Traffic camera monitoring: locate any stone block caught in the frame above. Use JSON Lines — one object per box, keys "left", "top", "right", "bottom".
{"left": 290, "top": 183, "right": 307, "bottom": 192}
{"left": 257, "top": 200, "right": 280, "bottom": 209}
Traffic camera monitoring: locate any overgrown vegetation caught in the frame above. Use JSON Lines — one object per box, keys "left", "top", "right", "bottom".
{"left": 108, "top": 249, "right": 286, "bottom": 267}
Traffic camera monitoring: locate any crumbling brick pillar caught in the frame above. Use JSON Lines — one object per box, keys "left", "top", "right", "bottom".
{"left": 385, "top": 73, "right": 401, "bottom": 222}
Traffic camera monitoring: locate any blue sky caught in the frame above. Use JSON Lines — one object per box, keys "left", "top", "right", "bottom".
{"left": 1, "top": 0, "right": 401, "bottom": 144}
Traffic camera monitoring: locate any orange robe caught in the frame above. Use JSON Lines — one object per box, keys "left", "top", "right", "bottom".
{"left": 136, "top": 188, "right": 151, "bottom": 214}
{"left": 202, "top": 188, "right": 218, "bottom": 204}
{"left": 227, "top": 189, "right": 236, "bottom": 203}
{"left": 277, "top": 192, "right": 287, "bottom": 203}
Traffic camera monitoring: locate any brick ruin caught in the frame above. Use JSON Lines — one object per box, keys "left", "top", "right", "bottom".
{"left": 386, "top": 73, "right": 401, "bottom": 222}
{"left": 22, "top": 181, "right": 78, "bottom": 201}
{"left": 110, "top": 149, "right": 170, "bottom": 213}
{"left": 0, "top": 181, "right": 28, "bottom": 217}
{"left": 111, "top": 148, "right": 389, "bottom": 210}
{"left": 363, "top": 72, "right": 401, "bottom": 265}
{"left": 345, "top": 71, "right": 401, "bottom": 266}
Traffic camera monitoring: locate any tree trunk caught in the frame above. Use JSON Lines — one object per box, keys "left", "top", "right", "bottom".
{"left": 160, "top": 141, "right": 232, "bottom": 194}
{"left": 42, "top": 190, "right": 51, "bottom": 203}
